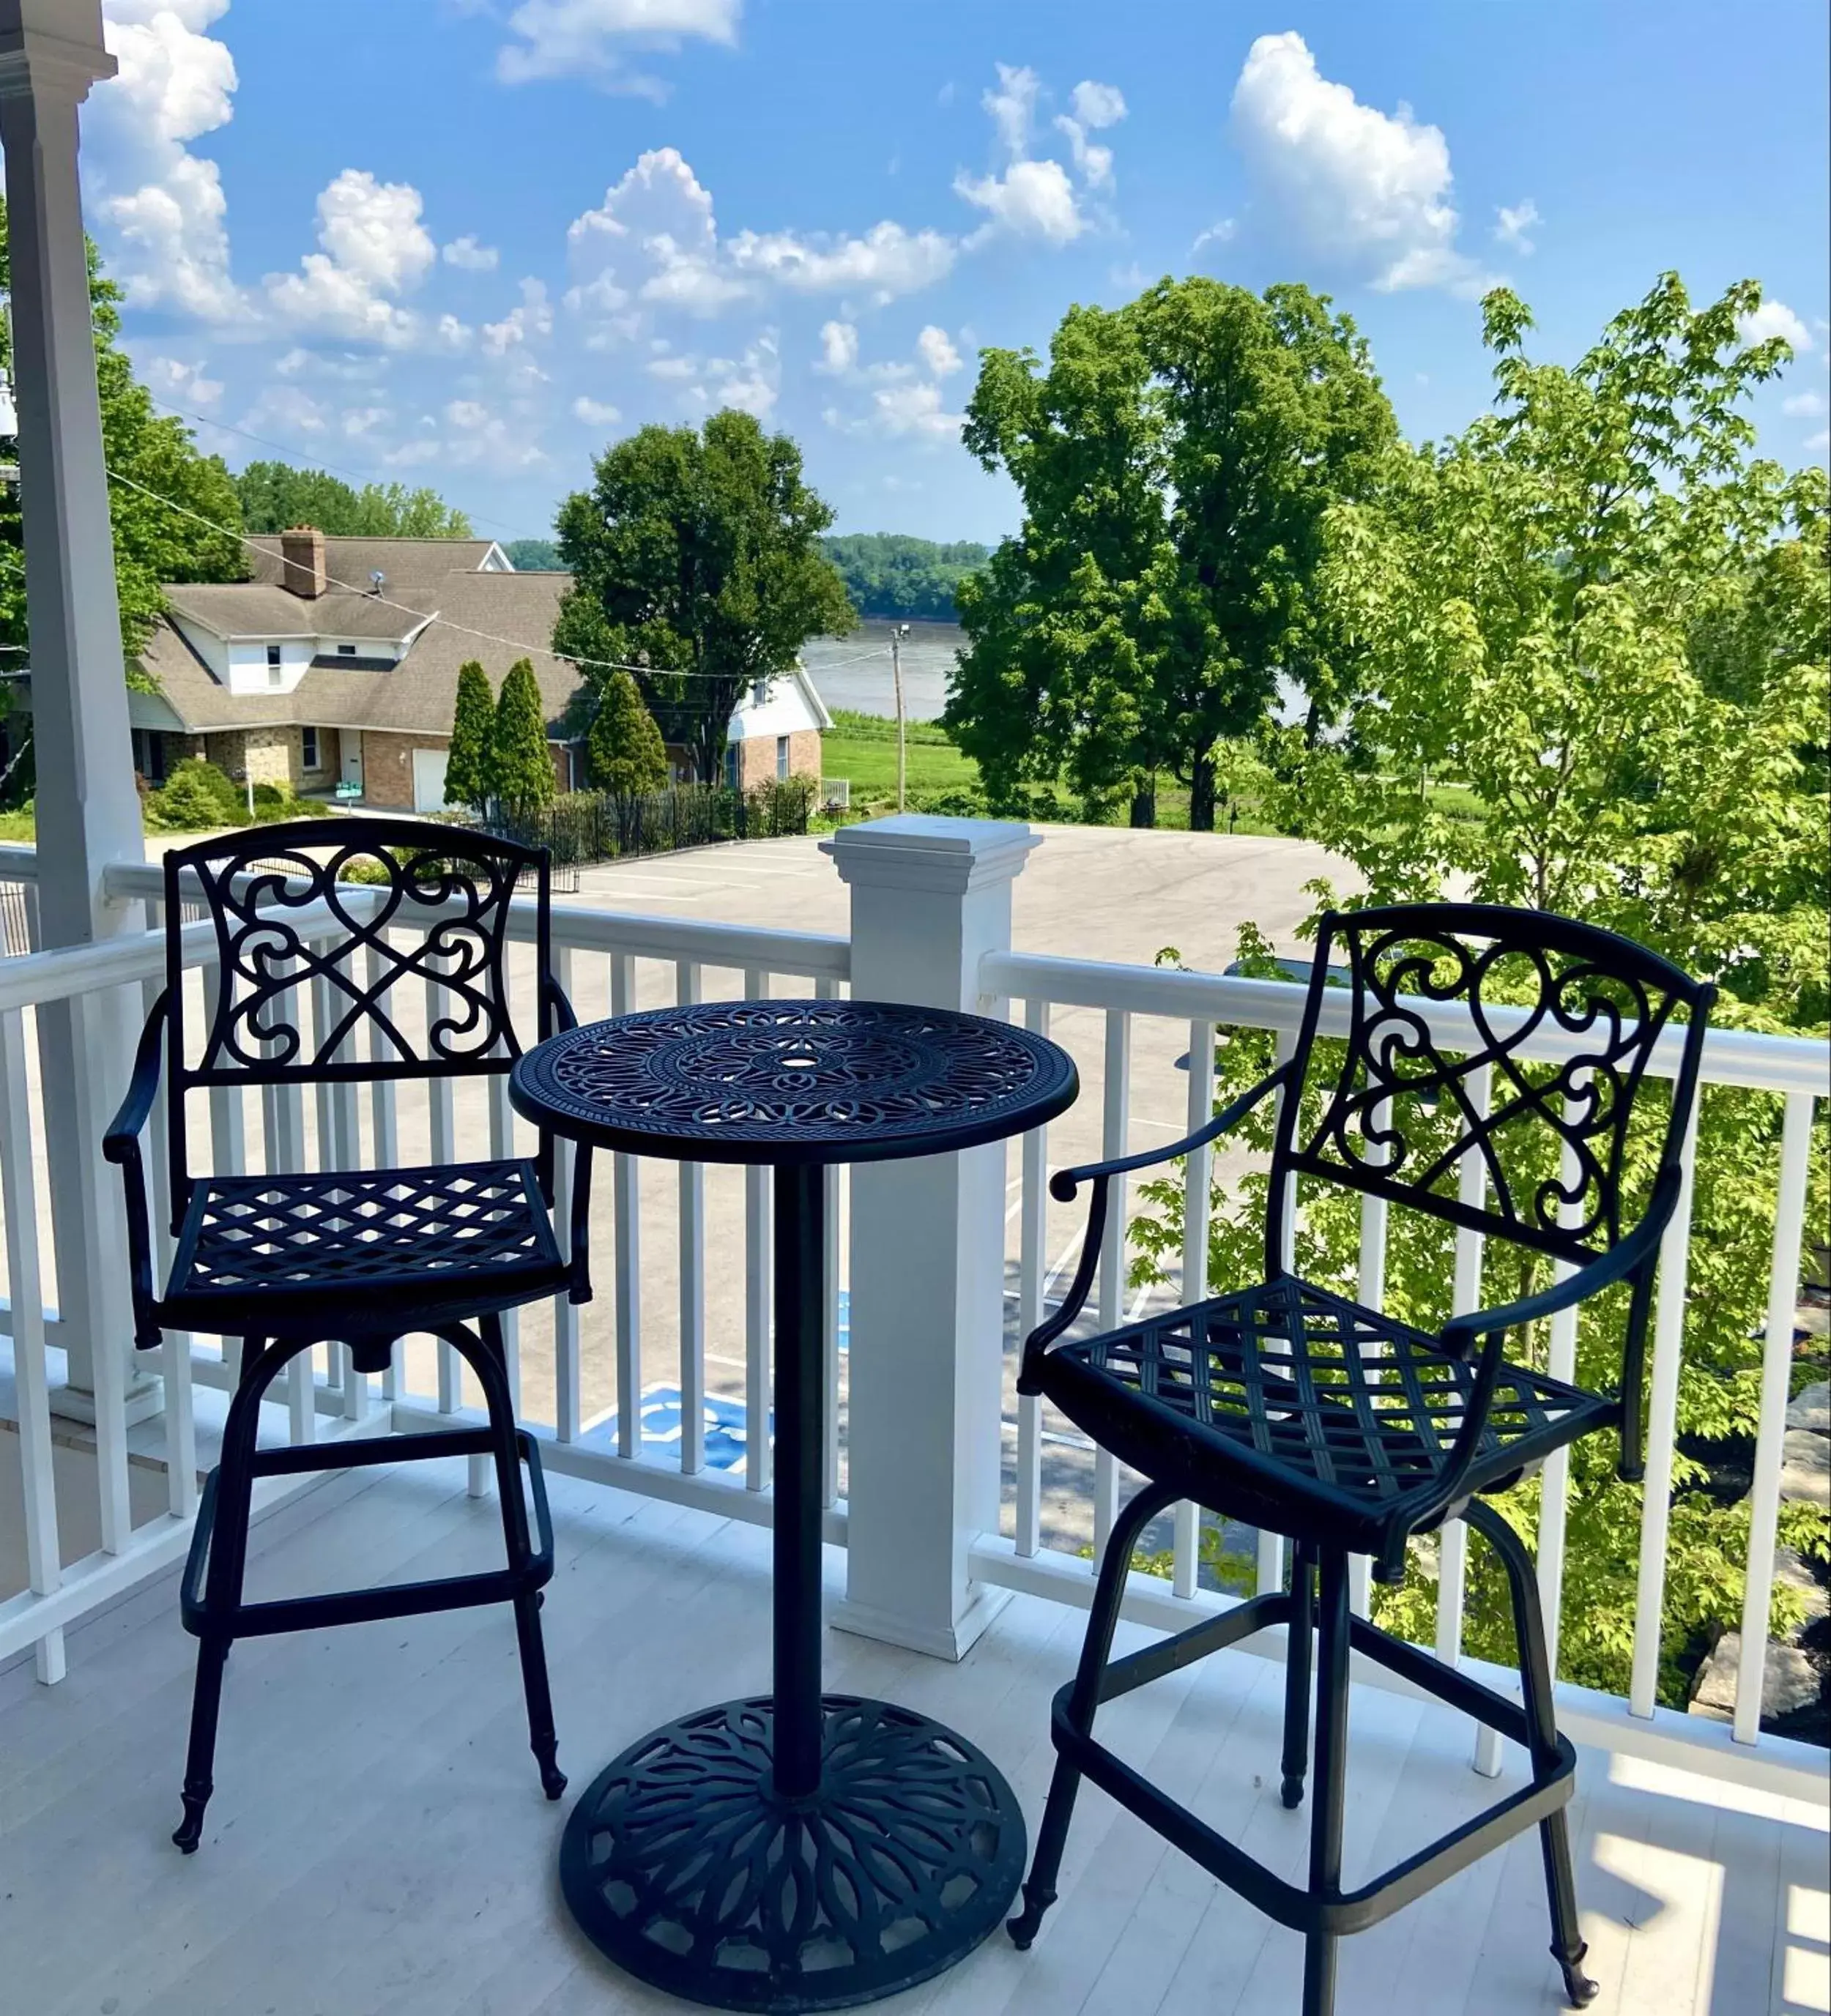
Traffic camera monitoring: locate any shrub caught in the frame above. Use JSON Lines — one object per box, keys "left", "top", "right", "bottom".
{"left": 146, "top": 758, "right": 245, "bottom": 831}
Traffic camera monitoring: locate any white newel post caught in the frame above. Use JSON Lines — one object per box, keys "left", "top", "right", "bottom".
{"left": 825, "top": 815, "right": 1039, "bottom": 1659}
{"left": 0, "top": 1, "right": 155, "bottom": 1429}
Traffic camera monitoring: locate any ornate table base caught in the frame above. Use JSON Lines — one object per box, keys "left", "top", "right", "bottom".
{"left": 558, "top": 1693, "right": 1025, "bottom": 2012}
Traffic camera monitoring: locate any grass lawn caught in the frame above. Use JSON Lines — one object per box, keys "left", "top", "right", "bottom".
{"left": 821, "top": 711, "right": 978, "bottom": 806}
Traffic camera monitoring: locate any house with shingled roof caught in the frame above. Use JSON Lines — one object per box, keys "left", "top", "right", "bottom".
{"left": 98, "top": 527, "right": 830, "bottom": 813}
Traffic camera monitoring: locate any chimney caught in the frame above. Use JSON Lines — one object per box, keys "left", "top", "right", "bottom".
{"left": 279, "top": 524, "right": 327, "bottom": 599}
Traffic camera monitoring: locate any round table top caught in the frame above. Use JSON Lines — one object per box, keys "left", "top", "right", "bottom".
{"left": 509, "top": 998, "right": 1079, "bottom": 1167}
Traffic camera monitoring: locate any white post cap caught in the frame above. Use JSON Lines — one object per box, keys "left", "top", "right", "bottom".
{"left": 821, "top": 814, "right": 1039, "bottom": 895}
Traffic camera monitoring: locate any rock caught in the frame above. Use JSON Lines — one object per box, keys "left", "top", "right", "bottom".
{"left": 1774, "top": 1545, "right": 1830, "bottom": 1626}
{"left": 1688, "top": 1633, "right": 1821, "bottom": 1722}
{"left": 1779, "top": 1428, "right": 1830, "bottom": 1505}
{"left": 1786, "top": 1380, "right": 1830, "bottom": 1434}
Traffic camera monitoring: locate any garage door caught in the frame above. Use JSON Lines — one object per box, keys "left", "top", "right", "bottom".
{"left": 411, "top": 746, "right": 448, "bottom": 813}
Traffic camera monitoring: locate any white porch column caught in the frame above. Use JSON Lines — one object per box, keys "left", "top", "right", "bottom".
{"left": 825, "top": 814, "right": 1039, "bottom": 1659}
{"left": 0, "top": 1, "right": 154, "bottom": 1424}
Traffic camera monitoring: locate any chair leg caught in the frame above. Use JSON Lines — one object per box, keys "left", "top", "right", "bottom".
{"left": 1281, "top": 1541, "right": 1316, "bottom": 1808}
{"left": 174, "top": 1339, "right": 269, "bottom": 1852}
{"left": 1301, "top": 1550, "right": 1352, "bottom": 2016}
{"left": 1008, "top": 1481, "right": 1175, "bottom": 1949}
{"left": 475, "top": 1316, "right": 565, "bottom": 1800}
{"left": 1467, "top": 1503, "right": 1598, "bottom": 2009}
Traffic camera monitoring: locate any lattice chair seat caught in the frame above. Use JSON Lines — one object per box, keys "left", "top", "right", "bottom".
{"left": 163, "top": 1158, "right": 565, "bottom": 1336}
{"left": 1039, "top": 1274, "right": 1617, "bottom": 1550}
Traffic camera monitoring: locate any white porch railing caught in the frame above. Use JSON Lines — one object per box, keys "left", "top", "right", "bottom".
{"left": 0, "top": 829, "right": 1824, "bottom": 1807}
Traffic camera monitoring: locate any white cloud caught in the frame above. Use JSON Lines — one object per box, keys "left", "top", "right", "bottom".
{"left": 817, "top": 321, "right": 858, "bottom": 373}
{"left": 956, "top": 157, "right": 1084, "bottom": 243}
{"left": 141, "top": 353, "right": 223, "bottom": 408}
{"left": 871, "top": 380, "right": 962, "bottom": 441}
{"left": 1737, "top": 300, "right": 1813, "bottom": 352}
{"left": 1783, "top": 390, "right": 1827, "bottom": 418}
{"left": 572, "top": 394, "right": 623, "bottom": 425}
{"left": 1806, "top": 428, "right": 1828, "bottom": 456}
{"left": 726, "top": 222, "right": 955, "bottom": 302}
{"left": 497, "top": 0, "right": 740, "bottom": 91}
{"left": 1493, "top": 199, "right": 1540, "bottom": 253}
{"left": 1055, "top": 78, "right": 1126, "bottom": 189}
{"left": 1230, "top": 31, "right": 1484, "bottom": 294}
{"left": 1192, "top": 217, "right": 1236, "bottom": 258}
{"left": 442, "top": 234, "right": 500, "bottom": 272}
{"left": 89, "top": 1, "right": 246, "bottom": 321}
{"left": 436, "top": 396, "right": 547, "bottom": 468}
{"left": 916, "top": 325, "right": 962, "bottom": 378}
{"left": 339, "top": 405, "right": 390, "bottom": 437}
{"left": 265, "top": 169, "right": 442, "bottom": 347}
{"left": 955, "top": 64, "right": 1104, "bottom": 243}
{"left": 1070, "top": 80, "right": 1127, "bottom": 130}
{"left": 565, "top": 148, "right": 954, "bottom": 318}
{"left": 983, "top": 64, "right": 1039, "bottom": 158}
{"left": 482, "top": 277, "right": 554, "bottom": 355}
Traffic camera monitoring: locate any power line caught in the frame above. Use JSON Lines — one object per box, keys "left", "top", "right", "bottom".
{"left": 155, "top": 398, "right": 543, "bottom": 547}
{"left": 102, "top": 465, "right": 757, "bottom": 684}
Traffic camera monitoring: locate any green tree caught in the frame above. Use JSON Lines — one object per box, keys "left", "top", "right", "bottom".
{"left": 1133, "top": 275, "right": 1830, "bottom": 1703}
{"left": 945, "top": 278, "right": 1394, "bottom": 827}
{"left": 445, "top": 660, "right": 494, "bottom": 811}
{"left": 553, "top": 410, "right": 854, "bottom": 781}
{"left": 0, "top": 197, "right": 245, "bottom": 679}
{"left": 504, "top": 537, "right": 563, "bottom": 571}
{"left": 820, "top": 533, "right": 989, "bottom": 620}
{"left": 234, "top": 461, "right": 473, "bottom": 539}
{"left": 482, "top": 658, "right": 555, "bottom": 817}
{"left": 587, "top": 667, "right": 668, "bottom": 795}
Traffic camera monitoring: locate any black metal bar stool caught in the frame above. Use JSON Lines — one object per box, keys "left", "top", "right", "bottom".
{"left": 1006, "top": 903, "right": 1714, "bottom": 2015}
{"left": 103, "top": 819, "right": 593, "bottom": 1851}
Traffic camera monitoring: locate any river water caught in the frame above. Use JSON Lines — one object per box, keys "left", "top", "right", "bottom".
{"left": 800, "top": 619, "right": 962, "bottom": 723}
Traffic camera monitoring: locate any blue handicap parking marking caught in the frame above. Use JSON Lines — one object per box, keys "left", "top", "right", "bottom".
{"left": 838, "top": 1288, "right": 849, "bottom": 1354}
{"left": 603, "top": 1385, "right": 763, "bottom": 1476}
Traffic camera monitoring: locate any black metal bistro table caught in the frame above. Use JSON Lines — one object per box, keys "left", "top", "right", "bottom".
{"left": 510, "top": 997, "right": 1078, "bottom": 2013}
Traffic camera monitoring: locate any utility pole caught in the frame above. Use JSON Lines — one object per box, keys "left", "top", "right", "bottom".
{"left": 891, "top": 623, "right": 910, "bottom": 813}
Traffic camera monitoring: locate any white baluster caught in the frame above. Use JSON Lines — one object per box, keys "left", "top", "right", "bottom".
{"left": 551, "top": 942, "right": 582, "bottom": 1443}
{"left": 1173, "top": 1016, "right": 1214, "bottom": 1599}
{"left": 743, "top": 964, "right": 773, "bottom": 1493}
{"left": 675, "top": 959, "right": 705, "bottom": 1475}
{"left": 1015, "top": 997, "right": 1051, "bottom": 1561}
{"left": 610, "top": 952, "right": 640, "bottom": 1458}
{"left": 1734, "top": 1090, "right": 1816, "bottom": 1744}
{"left": 1093, "top": 1008, "right": 1129, "bottom": 1558}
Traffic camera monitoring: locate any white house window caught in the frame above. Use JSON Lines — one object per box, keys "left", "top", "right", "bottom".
{"left": 301, "top": 726, "right": 319, "bottom": 770}
{"left": 776, "top": 734, "right": 790, "bottom": 780}
{"left": 751, "top": 679, "right": 769, "bottom": 707}
{"left": 266, "top": 643, "right": 283, "bottom": 688}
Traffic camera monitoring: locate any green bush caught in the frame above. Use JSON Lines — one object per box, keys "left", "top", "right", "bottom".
{"left": 146, "top": 758, "right": 245, "bottom": 832}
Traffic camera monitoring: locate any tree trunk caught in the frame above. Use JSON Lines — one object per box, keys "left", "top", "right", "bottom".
{"left": 1303, "top": 697, "right": 1323, "bottom": 748}
{"left": 1129, "top": 783, "right": 1156, "bottom": 828}
{"left": 1189, "top": 746, "right": 1216, "bottom": 832}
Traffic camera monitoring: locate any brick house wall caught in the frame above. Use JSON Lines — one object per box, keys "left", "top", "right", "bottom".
{"left": 189, "top": 726, "right": 333, "bottom": 792}
{"left": 354, "top": 731, "right": 576, "bottom": 811}
{"left": 729, "top": 729, "right": 821, "bottom": 791}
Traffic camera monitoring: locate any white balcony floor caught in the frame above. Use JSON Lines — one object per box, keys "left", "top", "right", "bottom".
{"left": 1, "top": 1455, "right": 1825, "bottom": 2016}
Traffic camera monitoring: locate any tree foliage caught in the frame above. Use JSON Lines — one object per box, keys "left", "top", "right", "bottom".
{"left": 0, "top": 198, "right": 245, "bottom": 682}
{"left": 587, "top": 667, "right": 669, "bottom": 796}
{"left": 445, "top": 660, "right": 493, "bottom": 811}
{"left": 481, "top": 658, "right": 554, "bottom": 816}
{"left": 552, "top": 410, "right": 854, "bottom": 781}
{"left": 234, "top": 461, "right": 473, "bottom": 539}
{"left": 944, "top": 278, "right": 1395, "bottom": 827}
{"left": 1134, "top": 275, "right": 1830, "bottom": 1705}
{"left": 504, "top": 537, "right": 563, "bottom": 571}
{"left": 819, "top": 533, "right": 988, "bottom": 621}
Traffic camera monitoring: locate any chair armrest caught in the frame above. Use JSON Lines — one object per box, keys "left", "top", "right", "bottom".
{"left": 542, "top": 971, "right": 579, "bottom": 1034}
{"left": 1438, "top": 1166, "right": 1680, "bottom": 1359}
{"left": 1378, "top": 1165, "right": 1685, "bottom": 1564}
{"left": 101, "top": 992, "right": 169, "bottom": 1350}
{"left": 1020, "top": 1063, "right": 1293, "bottom": 1387}
{"left": 103, "top": 989, "right": 170, "bottom": 1165}
{"left": 1048, "top": 1062, "right": 1293, "bottom": 1202}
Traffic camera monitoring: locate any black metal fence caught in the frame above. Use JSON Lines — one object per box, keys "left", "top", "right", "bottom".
{"left": 474, "top": 777, "right": 819, "bottom": 871}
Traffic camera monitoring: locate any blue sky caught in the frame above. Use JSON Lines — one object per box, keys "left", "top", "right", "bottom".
{"left": 67, "top": 1, "right": 1831, "bottom": 549}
